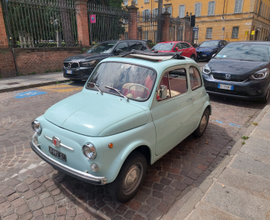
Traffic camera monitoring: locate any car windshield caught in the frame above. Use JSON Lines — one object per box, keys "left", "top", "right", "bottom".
{"left": 200, "top": 41, "right": 219, "bottom": 47}
{"left": 152, "top": 43, "right": 174, "bottom": 51}
{"left": 87, "top": 42, "right": 116, "bottom": 54}
{"left": 215, "top": 43, "right": 270, "bottom": 62}
{"left": 86, "top": 62, "right": 156, "bottom": 101}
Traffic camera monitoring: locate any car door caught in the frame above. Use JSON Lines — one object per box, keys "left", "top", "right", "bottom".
{"left": 114, "top": 42, "right": 129, "bottom": 55}
{"left": 188, "top": 65, "right": 205, "bottom": 127}
{"left": 151, "top": 67, "right": 196, "bottom": 156}
{"left": 175, "top": 43, "right": 186, "bottom": 56}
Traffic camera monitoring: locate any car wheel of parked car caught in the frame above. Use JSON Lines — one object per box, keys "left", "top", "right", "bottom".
{"left": 190, "top": 54, "right": 196, "bottom": 61}
{"left": 193, "top": 108, "right": 210, "bottom": 137}
{"left": 108, "top": 151, "right": 147, "bottom": 202}
{"left": 261, "top": 89, "right": 270, "bottom": 103}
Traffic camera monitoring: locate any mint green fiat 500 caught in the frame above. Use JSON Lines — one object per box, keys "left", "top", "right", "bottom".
{"left": 31, "top": 51, "right": 211, "bottom": 202}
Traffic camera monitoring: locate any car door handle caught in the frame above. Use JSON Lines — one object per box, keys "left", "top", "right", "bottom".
{"left": 187, "top": 98, "right": 194, "bottom": 102}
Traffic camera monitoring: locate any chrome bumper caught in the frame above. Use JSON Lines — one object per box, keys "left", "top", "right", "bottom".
{"left": 30, "top": 138, "right": 107, "bottom": 185}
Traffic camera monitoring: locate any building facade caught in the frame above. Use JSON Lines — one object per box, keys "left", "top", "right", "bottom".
{"left": 123, "top": 0, "right": 270, "bottom": 43}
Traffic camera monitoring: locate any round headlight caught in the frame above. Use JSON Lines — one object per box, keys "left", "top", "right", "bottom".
{"left": 82, "top": 143, "right": 97, "bottom": 160}
{"left": 31, "top": 120, "right": 42, "bottom": 135}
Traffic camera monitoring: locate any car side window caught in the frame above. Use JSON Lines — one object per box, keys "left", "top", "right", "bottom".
{"left": 157, "top": 68, "right": 187, "bottom": 101}
{"left": 115, "top": 42, "right": 129, "bottom": 52}
{"left": 189, "top": 66, "right": 202, "bottom": 90}
{"left": 176, "top": 43, "right": 182, "bottom": 49}
{"left": 130, "top": 42, "right": 142, "bottom": 50}
{"left": 183, "top": 43, "right": 191, "bottom": 48}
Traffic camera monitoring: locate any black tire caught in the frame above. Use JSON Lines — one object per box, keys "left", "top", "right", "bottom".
{"left": 193, "top": 108, "right": 210, "bottom": 138}
{"left": 260, "top": 89, "right": 269, "bottom": 103}
{"left": 108, "top": 151, "right": 147, "bottom": 202}
{"left": 190, "top": 54, "right": 196, "bottom": 62}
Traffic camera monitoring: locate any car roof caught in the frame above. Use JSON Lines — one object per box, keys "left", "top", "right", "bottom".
{"left": 157, "top": 41, "right": 189, "bottom": 44}
{"left": 96, "top": 39, "right": 147, "bottom": 44}
{"left": 99, "top": 50, "right": 198, "bottom": 76}
{"left": 228, "top": 41, "right": 270, "bottom": 45}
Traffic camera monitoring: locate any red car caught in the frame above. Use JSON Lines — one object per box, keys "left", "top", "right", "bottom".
{"left": 151, "top": 41, "right": 197, "bottom": 61}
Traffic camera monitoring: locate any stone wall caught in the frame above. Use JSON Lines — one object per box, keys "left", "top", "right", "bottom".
{"left": 12, "top": 48, "right": 83, "bottom": 76}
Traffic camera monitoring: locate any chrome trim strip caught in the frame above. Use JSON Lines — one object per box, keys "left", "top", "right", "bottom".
{"left": 44, "top": 135, "right": 74, "bottom": 151}
{"left": 31, "top": 139, "right": 107, "bottom": 185}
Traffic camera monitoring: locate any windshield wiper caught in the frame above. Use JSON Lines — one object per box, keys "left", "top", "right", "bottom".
{"left": 105, "top": 85, "right": 129, "bottom": 101}
{"left": 88, "top": 82, "right": 103, "bottom": 94}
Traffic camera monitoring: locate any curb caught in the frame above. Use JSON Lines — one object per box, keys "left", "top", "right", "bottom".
{"left": 0, "top": 80, "right": 70, "bottom": 93}
{"left": 164, "top": 103, "right": 270, "bottom": 220}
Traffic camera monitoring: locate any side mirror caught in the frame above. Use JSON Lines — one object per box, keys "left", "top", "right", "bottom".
{"left": 159, "top": 85, "right": 167, "bottom": 100}
{"left": 174, "top": 47, "right": 178, "bottom": 51}
{"left": 115, "top": 49, "right": 122, "bottom": 55}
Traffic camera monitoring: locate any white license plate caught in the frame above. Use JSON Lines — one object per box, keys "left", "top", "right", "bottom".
{"left": 66, "top": 70, "right": 72, "bottom": 74}
{"left": 49, "top": 146, "right": 67, "bottom": 162}
{"left": 218, "top": 84, "right": 234, "bottom": 90}
{"left": 202, "top": 54, "right": 207, "bottom": 57}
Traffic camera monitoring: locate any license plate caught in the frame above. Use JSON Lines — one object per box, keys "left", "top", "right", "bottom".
{"left": 66, "top": 70, "right": 72, "bottom": 74}
{"left": 49, "top": 146, "right": 67, "bottom": 162}
{"left": 218, "top": 84, "right": 234, "bottom": 90}
{"left": 202, "top": 54, "right": 207, "bottom": 57}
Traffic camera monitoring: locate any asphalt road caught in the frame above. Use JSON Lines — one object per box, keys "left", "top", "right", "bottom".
{"left": 0, "top": 70, "right": 266, "bottom": 220}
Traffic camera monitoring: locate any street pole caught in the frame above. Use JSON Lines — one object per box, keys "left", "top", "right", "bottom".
{"left": 157, "top": 0, "right": 163, "bottom": 43}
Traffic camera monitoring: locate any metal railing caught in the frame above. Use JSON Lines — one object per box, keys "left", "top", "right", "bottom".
{"left": 1, "top": 0, "right": 79, "bottom": 48}
{"left": 87, "top": 3, "right": 128, "bottom": 44}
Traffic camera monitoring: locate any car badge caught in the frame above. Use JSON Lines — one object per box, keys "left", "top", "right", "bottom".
{"left": 68, "top": 63, "right": 72, "bottom": 68}
{"left": 52, "top": 136, "right": 61, "bottom": 148}
{"left": 225, "top": 74, "right": 231, "bottom": 80}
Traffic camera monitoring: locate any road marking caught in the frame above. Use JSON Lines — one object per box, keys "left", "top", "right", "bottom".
{"left": 15, "top": 90, "right": 47, "bottom": 99}
{"left": 211, "top": 119, "right": 242, "bottom": 128}
{"left": 40, "top": 84, "right": 82, "bottom": 93}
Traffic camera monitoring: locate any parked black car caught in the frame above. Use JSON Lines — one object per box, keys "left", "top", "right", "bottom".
{"left": 63, "top": 40, "right": 150, "bottom": 81}
{"left": 196, "top": 40, "right": 227, "bottom": 61}
{"left": 202, "top": 41, "right": 270, "bottom": 102}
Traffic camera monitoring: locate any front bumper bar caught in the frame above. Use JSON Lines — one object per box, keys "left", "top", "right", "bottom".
{"left": 30, "top": 140, "right": 107, "bottom": 185}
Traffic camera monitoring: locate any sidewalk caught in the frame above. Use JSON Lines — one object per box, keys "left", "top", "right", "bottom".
{"left": 163, "top": 103, "right": 270, "bottom": 220}
{"left": 0, "top": 72, "right": 67, "bottom": 93}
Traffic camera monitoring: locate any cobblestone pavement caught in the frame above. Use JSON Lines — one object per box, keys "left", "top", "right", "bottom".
{"left": 0, "top": 82, "right": 265, "bottom": 220}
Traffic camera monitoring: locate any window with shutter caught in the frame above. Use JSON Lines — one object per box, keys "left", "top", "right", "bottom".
{"left": 234, "top": 0, "right": 243, "bottom": 13}
{"left": 179, "top": 5, "right": 185, "bottom": 18}
{"left": 195, "top": 3, "right": 201, "bottom": 16}
{"left": 134, "top": 0, "right": 138, "bottom": 4}
{"left": 168, "top": 7, "right": 172, "bottom": 17}
{"left": 194, "top": 25, "right": 199, "bottom": 39}
{"left": 206, "top": 28, "right": 212, "bottom": 39}
{"left": 232, "top": 27, "right": 239, "bottom": 38}
{"left": 144, "top": 0, "right": 149, "bottom": 3}
{"left": 208, "top": 1, "right": 215, "bottom": 15}
{"left": 145, "top": 31, "right": 148, "bottom": 40}
{"left": 259, "top": 1, "right": 263, "bottom": 16}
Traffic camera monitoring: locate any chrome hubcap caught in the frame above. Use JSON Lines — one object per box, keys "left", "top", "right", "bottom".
{"left": 122, "top": 163, "right": 143, "bottom": 195}
{"left": 199, "top": 114, "right": 208, "bottom": 133}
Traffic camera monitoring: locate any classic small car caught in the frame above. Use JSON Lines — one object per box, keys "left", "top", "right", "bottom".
{"left": 31, "top": 50, "right": 211, "bottom": 202}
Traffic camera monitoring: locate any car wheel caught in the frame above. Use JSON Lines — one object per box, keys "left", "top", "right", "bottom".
{"left": 190, "top": 54, "right": 196, "bottom": 61}
{"left": 193, "top": 108, "right": 210, "bottom": 137}
{"left": 261, "top": 89, "right": 270, "bottom": 103}
{"left": 108, "top": 151, "right": 147, "bottom": 202}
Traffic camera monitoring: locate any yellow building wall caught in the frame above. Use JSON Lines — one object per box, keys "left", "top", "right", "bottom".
{"left": 124, "top": 0, "right": 270, "bottom": 43}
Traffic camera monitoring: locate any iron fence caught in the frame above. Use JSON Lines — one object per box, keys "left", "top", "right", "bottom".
{"left": 87, "top": 3, "right": 128, "bottom": 44}
{"left": 1, "top": 0, "right": 79, "bottom": 48}
{"left": 136, "top": 12, "right": 158, "bottom": 44}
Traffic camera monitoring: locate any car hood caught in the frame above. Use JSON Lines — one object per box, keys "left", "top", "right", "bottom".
{"left": 209, "top": 59, "right": 268, "bottom": 80}
{"left": 64, "top": 53, "right": 112, "bottom": 62}
{"left": 196, "top": 47, "right": 216, "bottom": 52}
{"left": 44, "top": 92, "right": 148, "bottom": 137}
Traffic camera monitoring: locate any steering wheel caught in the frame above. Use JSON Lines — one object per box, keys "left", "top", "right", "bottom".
{"left": 128, "top": 84, "right": 150, "bottom": 94}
